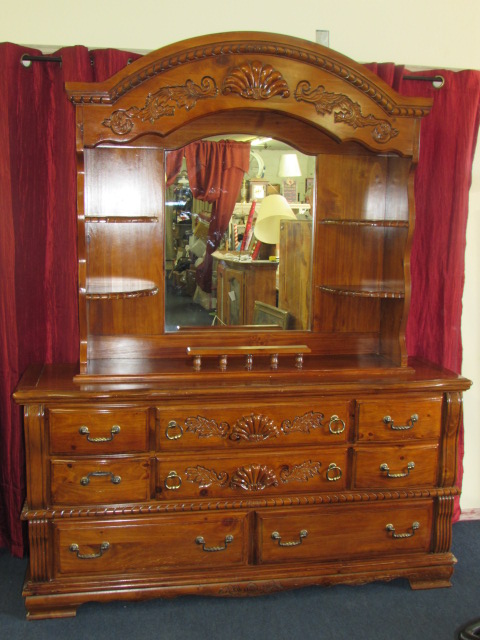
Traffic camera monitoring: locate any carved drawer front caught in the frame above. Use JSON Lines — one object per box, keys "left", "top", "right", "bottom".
{"left": 353, "top": 444, "right": 439, "bottom": 489}
{"left": 156, "top": 448, "right": 347, "bottom": 500}
{"left": 156, "top": 400, "right": 351, "bottom": 450}
{"left": 48, "top": 407, "right": 150, "bottom": 454}
{"left": 257, "top": 501, "right": 434, "bottom": 565}
{"left": 54, "top": 512, "right": 249, "bottom": 577}
{"left": 356, "top": 396, "right": 442, "bottom": 442}
{"left": 50, "top": 457, "right": 151, "bottom": 505}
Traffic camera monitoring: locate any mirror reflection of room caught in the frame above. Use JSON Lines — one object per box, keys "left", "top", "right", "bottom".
{"left": 165, "top": 136, "right": 314, "bottom": 332}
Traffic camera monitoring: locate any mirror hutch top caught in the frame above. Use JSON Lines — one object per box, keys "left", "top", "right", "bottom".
{"left": 65, "top": 32, "right": 432, "bottom": 383}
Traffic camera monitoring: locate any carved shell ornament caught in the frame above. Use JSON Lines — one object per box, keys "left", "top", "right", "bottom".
{"left": 222, "top": 61, "right": 290, "bottom": 100}
{"left": 229, "top": 414, "right": 281, "bottom": 441}
{"left": 102, "top": 76, "right": 218, "bottom": 135}
{"left": 230, "top": 464, "right": 279, "bottom": 491}
{"left": 294, "top": 80, "right": 399, "bottom": 143}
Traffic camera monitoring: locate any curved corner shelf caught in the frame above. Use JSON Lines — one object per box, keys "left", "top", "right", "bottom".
{"left": 85, "top": 216, "right": 159, "bottom": 223}
{"left": 320, "top": 219, "right": 408, "bottom": 228}
{"left": 86, "top": 277, "right": 159, "bottom": 300}
{"left": 318, "top": 283, "right": 404, "bottom": 299}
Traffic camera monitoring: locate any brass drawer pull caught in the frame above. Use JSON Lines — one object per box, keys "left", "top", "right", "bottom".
{"left": 165, "top": 420, "right": 183, "bottom": 440}
{"left": 69, "top": 541, "right": 110, "bottom": 559}
{"left": 386, "top": 521, "right": 420, "bottom": 539}
{"left": 271, "top": 529, "right": 308, "bottom": 547}
{"left": 380, "top": 461, "right": 415, "bottom": 478}
{"left": 164, "top": 470, "right": 182, "bottom": 490}
{"left": 328, "top": 415, "right": 346, "bottom": 434}
{"left": 326, "top": 462, "right": 342, "bottom": 482}
{"left": 195, "top": 534, "right": 233, "bottom": 552}
{"left": 79, "top": 424, "right": 121, "bottom": 443}
{"left": 80, "top": 471, "right": 122, "bottom": 486}
{"left": 383, "top": 414, "right": 418, "bottom": 431}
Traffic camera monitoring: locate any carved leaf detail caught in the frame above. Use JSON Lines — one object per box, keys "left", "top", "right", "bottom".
{"left": 185, "top": 465, "right": 228, "bottom": 488}
{"left": 102, "top": 76, "right": 218, "bottom": 134}
{"left": 281, "top": 411, "right": 324, "bottom": 434}
{"left": 230, "top": 464, "right": 278, "bottom": 491}
{"left": 185, "top": 416, "right": 229, "bottom": 439}
{"left": 229, "top": 414, "right": 281, "bottom": 441}
{"left": 294, "top": 81, "right": 398, "bottom": 143}
{"left": 280, "top": 460, "right": 322, "bottom": 483}
{"left": 222, "top": 61, "right": 290, "bottom": 100}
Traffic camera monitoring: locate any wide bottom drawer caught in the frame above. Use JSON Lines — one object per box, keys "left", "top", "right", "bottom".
{"left": 256, "top": 501, "right": 434, "bottom": 565}
{"left": 54, "top": 512, "right": 249, "bottom": 577}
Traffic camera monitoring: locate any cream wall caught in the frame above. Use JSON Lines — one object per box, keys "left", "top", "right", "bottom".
{"left": 2, "top": 0, "right": 479, "bottom": 510}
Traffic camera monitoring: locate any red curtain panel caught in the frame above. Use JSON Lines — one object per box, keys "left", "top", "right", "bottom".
{"left": 0, "top": 46, "right": 478, "bottom": 555}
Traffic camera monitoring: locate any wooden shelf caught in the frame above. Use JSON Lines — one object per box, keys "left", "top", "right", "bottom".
{"left": 85, "top": 216, "right": 159, "bottom": 223}
{"left": 320, "top": 219, "right": 408, "bottom": 228}
{"left": 85, "top": 277, "right": 159, "bottom": 300}
{"left": 318, "top": 283, "right": 404, "bottom": 299}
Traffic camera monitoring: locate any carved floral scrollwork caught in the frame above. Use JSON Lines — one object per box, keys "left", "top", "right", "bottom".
{"left": 294, "top": 80, "right": 399, "bottom": 143}
{"left": 185, "top": 416, "right": 229, "bottom": 439}
{"left": 185, "top": 465, "right": 228, "bottom": 488}
{"left": 182, "top": 410, "right": 325, "bottom": 442}
{"left": 102, "top": 76, "right": 218, "bottom": 135}
{"left": 222, "top": 61, "right": 290, "bottom": 100}
{"left": 279, "top": 460, "right": 322, "bottom": 483}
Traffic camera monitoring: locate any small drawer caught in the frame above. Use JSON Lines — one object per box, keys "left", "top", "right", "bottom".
{"left": 156, "top": 448, "right": 348, "bottom": 500}
{"left": 157, "top": 400, "right": 351, "bottom": 450}
{"left": 353, "top": 444, "right": 439, "bottom": 489}
{"left": 256, "top": 501, "right": 434, "bottom": 565}
{"left": 49, "top": 408, "right": 150, "bottom": 454}
{"left": 50, "top": 457, "right": 151, "bottom": 505}
{"left": 54, "top": 512, "right": 249, "bottom": 577}
{"left": 356, "top": 396, "right": 442, "bottom": 443}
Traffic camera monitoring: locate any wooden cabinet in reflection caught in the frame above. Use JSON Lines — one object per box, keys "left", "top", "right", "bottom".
{"left": 216, "top": 255, "right": 277, "bottom": 325}
{"left": 278, "top": 219, "right": 312, "bottom": 330}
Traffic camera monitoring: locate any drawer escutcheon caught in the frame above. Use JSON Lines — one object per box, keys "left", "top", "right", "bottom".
{"left": 385, "top": 521, "right": 420, "bottom": 539}
{"left": 271, "top": 529, "right": 308, "bottom": 547}
{"left": 69, "top": 542, "right": 110, "bottom": 560}
{"left": 383, "top": 414, "right": 419, "bottom": 431}
{"left": 79, "top": 424, "right": 121, "bottom": 443}
{"left": 380, "top": 461, "right": 415, "bottom": 478}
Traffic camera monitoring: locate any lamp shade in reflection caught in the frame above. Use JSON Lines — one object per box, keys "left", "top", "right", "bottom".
{"left": 278, "top": 153, "right": 302, "bottom": 178}
{"left": 253, "top": 194, "right": 296, "bottom": 244}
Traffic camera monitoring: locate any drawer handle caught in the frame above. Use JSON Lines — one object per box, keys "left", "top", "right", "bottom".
{"left": 328, "top": 415, "right": 346, "bottom": 434}
{"left": 383, "top": 414, "right": 418, "bottom": 431}
{"left": 326, "top": 463, "right": 342, "bottom": 482}
{"left": 386, "top": 521, "right": 420, "bottom": 539}
{"left": 164, "top": 470, "right": 182, "bottom": 490}
{"left": 380, "top": 461, "right": 415, "bottom": 478}
{"left": 80, "top": 471, "right": 122, "bottom": 486}
{"left": 69, "top": 541, "right": 110, "bottom": 559}
{"left": 195, "top": 534, "right": 233, "bottom": 552}
{"left": 271, "top": 529, "right": 308, "bottom": 547}
{"left": 79, "top": 424, "right": 121, "bottom": 443}
{"left": 165, "top": 420, "right": 183, "bottom": 440}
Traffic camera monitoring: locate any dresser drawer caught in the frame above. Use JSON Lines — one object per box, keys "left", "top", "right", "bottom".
{"left": 156, "top": 448, "right": 348, "bottom": 500}
{"left": 356, "top": 396, "right": 442, "bottom": 442}
{"left": 353, "top": 444, "right": 439, "bottom": 488}
{"left": 156, "top": 400, "right": 351, "bottom": 450}
{"left": 48, "top": 408, "right": 150, "bottom": 454}
{"left": 53, "top": 512, "right": 249, "bottom": 577}
{"left": 50, "top": 457, "right": 151, "bottom": 505}
{"left": 256, "top": 501, "right": 434, "bottom": 565}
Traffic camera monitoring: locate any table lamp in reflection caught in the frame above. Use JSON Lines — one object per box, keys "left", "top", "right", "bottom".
{"left": 253, "top": 194, "right": 296, "bottom": 258}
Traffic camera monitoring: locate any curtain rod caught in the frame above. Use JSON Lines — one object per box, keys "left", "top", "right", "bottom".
{"left": 403, "top": 74, "right": 445, "bottom": 88}
{"left": 21, "top": 54, "right": 62, "bottom": 67}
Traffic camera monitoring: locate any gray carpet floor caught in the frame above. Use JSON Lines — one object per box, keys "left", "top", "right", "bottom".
{"left": 1, "top": 520, "right": 479, "bottom": 640}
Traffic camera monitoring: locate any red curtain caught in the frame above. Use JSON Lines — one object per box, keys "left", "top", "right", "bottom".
{"left": 0, "top": 45, "right": 478, "bottom": 556}
{"left": 367, "top": 63, "right": 480, "bottom": 520}
{"left": 0, "top": 44, "right": 140, "bottom": 556}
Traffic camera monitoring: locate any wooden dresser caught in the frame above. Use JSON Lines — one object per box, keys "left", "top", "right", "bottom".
{"left": 14, "top": 32, "right": 471, "bottom": 619}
